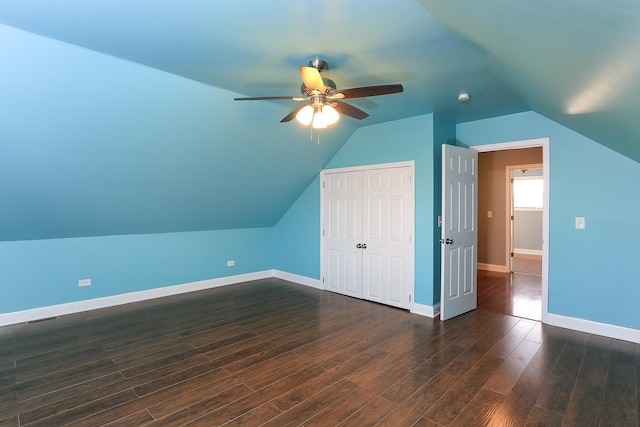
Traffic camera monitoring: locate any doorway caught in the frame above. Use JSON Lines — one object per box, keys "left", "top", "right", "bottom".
{"left": 473, "top": 139, "right": 548, "bottom": 322}
{"left": 509, "top": 165, "right": 543, "bottom": 273}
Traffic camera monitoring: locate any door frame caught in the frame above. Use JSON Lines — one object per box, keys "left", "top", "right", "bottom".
{"left": 319, "top": 160, "right": 416, "bottom": 310}
{"left": 472, "top": 138, "right": 550, "bottom": 323}
{"left": 506, "top": 163, "right": 543, "bottom": 272}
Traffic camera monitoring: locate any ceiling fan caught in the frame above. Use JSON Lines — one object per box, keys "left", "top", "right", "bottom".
{"left": 233, "top": 58, "right": 403, "bottom": 129}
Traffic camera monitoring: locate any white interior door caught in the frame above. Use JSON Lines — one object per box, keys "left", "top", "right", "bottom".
{"left": 323, "top": 171, "right": 363, "bottom": 298}
{"left": 441, "top": 145, "right": 478, "bottom": 320}
{"left": 362, "top": 167, "right": 414, "bottom": 309}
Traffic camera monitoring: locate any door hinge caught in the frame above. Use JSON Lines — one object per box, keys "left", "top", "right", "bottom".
{"left": 322, "top": 181, "right": 325, "bottom": 189}
{"left": 322, "top": 277, "right": 325, "bottom": 284}
{"left": 322, "top": 229, "right": 325, "bottom": 236}
{"left": 511, "top": 252, "right": 514, "bottom": 257}
{"left": 409, "top": 294, "right": 412, "bottom": 303}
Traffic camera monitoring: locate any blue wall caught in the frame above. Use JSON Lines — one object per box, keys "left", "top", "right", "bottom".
{"left": 7, "top": 108, "right": 640, "bottom": 334}
{"left": 432, "top": 115, "right": 456, "bottom": 304}
{"left": 458, "top": 111, "right": 640, "bottom": 330}
{"left": 0, "top": 228, "right": 273, "bottom": 313}
{"left": 275, "top": 114, "right": 437, "bottom": 306}
{"left": 273, "top": 176, "right": 321, "bottom": 279}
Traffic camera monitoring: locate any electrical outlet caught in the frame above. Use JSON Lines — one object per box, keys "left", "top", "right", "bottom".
{"left": 78, "top": 279, "right": 91, "bottom": 287}
{"left": 227, "top": 260, "right": 235, "bottom": 267}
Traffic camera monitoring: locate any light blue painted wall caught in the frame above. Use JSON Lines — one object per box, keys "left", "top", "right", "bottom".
{"left": 275, "top": 114, "right": 437, "bottom": 306}
{"left": 0, "top": 228, "right": 273, "bottom": 313}
{"left": 458, "top": 111, "right": 640, "bottom": 330}
{"left": 432, "top": 115, "right": 456, "bottom": 304}
{"left": 273, "top": 176, "right": 321, "bottom": 279}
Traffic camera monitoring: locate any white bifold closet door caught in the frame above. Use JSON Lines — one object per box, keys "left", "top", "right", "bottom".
{"left": 322, "top": 164, "right": 414, "bottom": 310}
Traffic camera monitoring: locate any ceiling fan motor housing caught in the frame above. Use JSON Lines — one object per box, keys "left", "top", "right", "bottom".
{"left": 301, "top": 78, "right": 336, "bottom": 96}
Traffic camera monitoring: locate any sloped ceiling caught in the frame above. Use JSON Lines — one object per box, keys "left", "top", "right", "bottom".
{"left": 420, "top": 0, "right": 640, "bottom": 161}
{"left": 0, "top": 0, "right": 637, "bottom": 241}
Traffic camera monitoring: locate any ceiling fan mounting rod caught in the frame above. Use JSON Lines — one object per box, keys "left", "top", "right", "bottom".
{"left": 308, "top": 58, "right": 328, "bottom": 72}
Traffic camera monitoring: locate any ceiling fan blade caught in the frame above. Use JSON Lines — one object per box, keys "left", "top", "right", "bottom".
{"left": 300, "top": 66, "right": 326, "bottom": 93}
{"left": 333, "top": 84, "right": 403, "bottom": 99}
{"left": 280, "top": 104, "right": 308, "bottom": 122}
{"left": 332, "top": 100, "right": 369, "bottom": 120}
{"left": 234, "top": 96, "right": 305, "bottom": 101}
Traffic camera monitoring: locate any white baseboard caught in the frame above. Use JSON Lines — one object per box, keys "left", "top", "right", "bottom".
{"left": 477, "top": 263, "right": 509, "bottom": 273}
{"left": 7, "top": 270, "right": 640, "bottom": 345}
{"left": 546, "top": 312, "right": 640, "bottom": 344}
{"left": 274, "top": 270, "right": 322, "bottom": 289}
{"left": 411, "top": 302, "right": 440, "bottom": 318}
{"left": 0, "top": 270, "right": 272, "bottom": 327}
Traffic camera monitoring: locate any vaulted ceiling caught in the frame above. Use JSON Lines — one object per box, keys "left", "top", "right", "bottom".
{"left": 0, "top": 0, "right": 638, "bottom": 241}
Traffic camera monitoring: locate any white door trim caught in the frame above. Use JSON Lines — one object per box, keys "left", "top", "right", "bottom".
{"left": 471, "top": 138, "right": 550, "bottom": 323}
{"left": 322, "top": 160, "right": 415, "bottom": 175}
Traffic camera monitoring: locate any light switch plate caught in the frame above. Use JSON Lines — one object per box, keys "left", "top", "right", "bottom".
{"left": 575, "top": 217, "right": 585, "bottom": 230}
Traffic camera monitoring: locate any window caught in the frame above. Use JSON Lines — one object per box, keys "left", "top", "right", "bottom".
{"left": 514, "top": 177, "right": 543, "bottom": 209}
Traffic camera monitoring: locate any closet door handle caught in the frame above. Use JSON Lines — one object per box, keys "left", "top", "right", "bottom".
{"left": 356, "top": 243, "right": 362, "bottom": 249}
{"left": 361, "top": 243, "right": 367, "bottom": 249}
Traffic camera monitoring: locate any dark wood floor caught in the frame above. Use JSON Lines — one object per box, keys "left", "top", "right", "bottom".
{"left": 1, "top": 278, "right": 638, "bottom": 426}
{"left": 478, "top": 255, "right": 542, "bottom": 321}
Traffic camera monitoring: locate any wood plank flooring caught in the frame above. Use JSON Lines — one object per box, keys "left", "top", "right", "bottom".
{"left": 0, "top": 278, "right": 638, "bottom": 426}
{"left": 478, "top": 254, "right": 542, "bottom": 321}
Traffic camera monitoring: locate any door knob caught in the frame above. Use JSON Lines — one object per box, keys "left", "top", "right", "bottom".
{"left": 356, "top": 243, "right": 362, "bottom": 248}
{"left": 362, "top": 243, "right": 367, "bottom": 249}
{"left": 439, "top": 238, "right": 453, "bottom": 245}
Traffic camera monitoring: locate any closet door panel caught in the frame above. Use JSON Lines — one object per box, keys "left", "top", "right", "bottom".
{"left": 323, "top": 171, "right": 363, "bottom": 298}
{"left": 362, "top": 167, "right": 413, "bottom": 309}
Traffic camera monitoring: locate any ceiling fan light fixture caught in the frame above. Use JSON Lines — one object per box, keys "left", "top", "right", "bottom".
{"left": 312, "top": 108, "right": 329, "bottom": 129}
{"left": 297, "top": 104, "right": 340, "bottom": 129}
{"left": 295, "top": 105, "right": 314, "bottom": 125}
{"left": 322, "top": 105, "right": 339, "bottom": 125}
